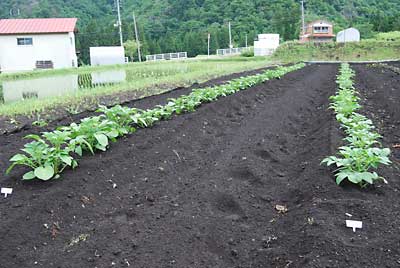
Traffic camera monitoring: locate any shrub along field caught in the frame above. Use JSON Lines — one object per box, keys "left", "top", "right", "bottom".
{"left": 0, "top": 62, "right": 399, "bottom": 267}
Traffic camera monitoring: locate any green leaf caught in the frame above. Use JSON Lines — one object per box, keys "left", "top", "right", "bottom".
{"left": 94, "top": 133, "right": 109, "bottom": 147}
{"left": 60, "top": 155, "right": 72, "bottom": 166}
{"left": 75, "top": 146, "right": 83, "bottom": 156}
{"left": 361, "top": 172, "right": 374, "bottom": 184}
{"left": 71, "top": 160, "right": 78, "bottom": 169}
{"left": 24, "top": 134, "right": 42, "bottom": 141}
{"left": 347, "top": 173, "right": 363, "bottom": 184}
{"left": 335, "top": 172, "right": 348, "bottom": 185}
{"left": 107, "top": 130, "right": 119, "bottom": 138}
{"left": 9, "top": 154, "right": 26, "bottom": 162}
{"left": 23, "top": 171, "right": 36, "bottom": 180}
{"left": 95, "top": 144, "right": 107, "bottom": 151}
{"left": 34, "top": 166, "right": 55, "bottom": 181}
{"left": 6, "top": 163, "right": 18, "bottom": 175}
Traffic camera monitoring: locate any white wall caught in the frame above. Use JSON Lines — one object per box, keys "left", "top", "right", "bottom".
{"left": 0, "top": 32, "right": 77, "bottom": 73}
{"left": 90, "top": 46, "right": 126, "bottom": 66}
{"left": 254, "top": 34, "right": 280, "bottom": 56}
{"left": 337, "top": 28, "right": 360, "bottom": 43}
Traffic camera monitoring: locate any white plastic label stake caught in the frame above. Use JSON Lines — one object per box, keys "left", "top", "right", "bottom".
{"left": 346, "top": 220, "right": 362, "bottom": 232}
{"left": 1, "top": 188, "right": 13, "bottom": 198}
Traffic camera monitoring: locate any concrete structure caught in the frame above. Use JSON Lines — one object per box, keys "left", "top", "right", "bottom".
{"left": 0, "top": 18, "right": 78, "bottom": 73}
{"left": 337, "top": 28, "right": 360, "bottom": 43}
{"left": 300, "top": 20, "right": 335, "bottom": 43}
{"left": 90, "top": 47, "right": 126, "bottom": 66}
{"left": 254, "top": 34, "right": 280, "bottom": 56}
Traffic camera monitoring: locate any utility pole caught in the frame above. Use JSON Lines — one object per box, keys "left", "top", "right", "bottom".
{"left": 207, "top": 33, "right": 211, "bottom": 58}
{"left": 301, "top": 0, "right": 305, "bottom": 36}
{"left": 228, "top": 21, "right": 233, "bottom": 49}
{"left": 133, "top": 11, "right": 142, "bottom": 62}
{"left": 115, "top": 0, "right": 123, "bottom": 47}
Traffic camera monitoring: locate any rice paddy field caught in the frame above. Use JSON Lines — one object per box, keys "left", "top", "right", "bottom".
{"left": 0, "top": 57, "right": 273, "bottom": 119}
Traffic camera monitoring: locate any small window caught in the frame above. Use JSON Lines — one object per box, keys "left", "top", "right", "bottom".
{"left": 22, "top": 92, "right": 38, "bottom": 100}
{"left": 35, "top": 60, "right": 54, "bottom": 69}
{"left": 314, "top": 26, "right": 329, "bottom": 33}
{"left": 17, "top": 38, "right": 33, "bottom": 46}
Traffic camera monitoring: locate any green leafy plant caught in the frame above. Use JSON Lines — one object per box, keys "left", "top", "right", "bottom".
{"left": 322, "top": 63, "right": 391, "bottom": 187}
{"left": 6, "top": 63, "right": 306, "bottom": 181}
{"left": 6, "top": 132, "right": 77, "bottom": 180}
{"left": 322, "top": 146, "right": 391, "bottom": 186}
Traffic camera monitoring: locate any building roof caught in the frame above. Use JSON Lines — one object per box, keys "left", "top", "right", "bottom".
{"left": 0, "top": 18, "right": 77, "bottom": 35}
{"left": 307, "top": 20, "right": 333, "bottom": 27}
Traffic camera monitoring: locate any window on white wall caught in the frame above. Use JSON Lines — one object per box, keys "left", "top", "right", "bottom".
{"left": 314, "top": 26, "right": 329, "bottom": 33}
{"left": 17, "top": 38, "right": 33, "bottom": 45}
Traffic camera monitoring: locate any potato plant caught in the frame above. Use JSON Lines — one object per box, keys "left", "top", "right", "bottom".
{"left": 322, "top": 63, "right": 391, "bottom": 187}
{"left": 7, "top": 63, "right": 305, "bottom": 181}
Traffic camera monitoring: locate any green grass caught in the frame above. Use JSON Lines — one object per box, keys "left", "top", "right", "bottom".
{"left": 0, "top": 57, "right": 274, "bottom": 116}
{"left": 272, "top": 31, "right": 400, "bottom": 63}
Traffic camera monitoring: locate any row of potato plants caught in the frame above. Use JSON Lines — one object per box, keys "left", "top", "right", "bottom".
{"left": 322, "top": 63, "right": 391, "bottom": 187}
{"left": 6, "top": 63, "right": 306, "bottom": 181}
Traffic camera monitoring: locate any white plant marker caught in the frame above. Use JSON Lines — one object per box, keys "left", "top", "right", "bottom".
{"left": 1, "top": 188, "right": 13, "bottom": 198}
{"left": 346, "top": 220, "right": 362, "bottom": 232}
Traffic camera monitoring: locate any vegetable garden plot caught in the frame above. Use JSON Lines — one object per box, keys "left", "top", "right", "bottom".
{"left": 322, "top": 63, "right": 391, "bottom": 186}
{"left": 5, "top": 64, "right": 305, "bottom": 181}
{"left": 0, "top": 64, "right": 399, "bottom": 268}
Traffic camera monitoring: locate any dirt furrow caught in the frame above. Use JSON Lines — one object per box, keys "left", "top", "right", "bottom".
{"left": 1, "top": 63, "right": 399, "bottom": 268}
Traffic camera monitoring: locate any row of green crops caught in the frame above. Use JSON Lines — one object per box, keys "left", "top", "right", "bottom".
{"left": 322, "top": 63, "right": 391, "bottom": 187}
{"left": 6, "top": 63, "right": 306, "bottom": 181}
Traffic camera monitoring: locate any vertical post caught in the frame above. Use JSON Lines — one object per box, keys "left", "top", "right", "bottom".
{"left": 301, "top": 1, "right": 305, "bottom": 36}
{"left": 116, "top": 0, "right": 123, "bottom": 47}
{"left": 133, "top": 11, "right": 142, "bottom": 62}
{"left": 245, "top": 34, "right": 248, "bottom": 48}
{"left": 228, "top": 21, "right": 232, "bottom": 49}
{"left": 208, "top": 33, "right": 211, "bottom": 58}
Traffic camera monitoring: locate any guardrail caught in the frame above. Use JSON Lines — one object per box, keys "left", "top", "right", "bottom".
{"left": 146, "top": 52, "right": 188, "bottom": 61}
{"left": 216, "top": 47, "right": 249, "bottom": 56}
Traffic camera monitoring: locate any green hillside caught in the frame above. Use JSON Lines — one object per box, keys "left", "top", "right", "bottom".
{"left": 1, "top": 0, "right": 399, "bottom": 63}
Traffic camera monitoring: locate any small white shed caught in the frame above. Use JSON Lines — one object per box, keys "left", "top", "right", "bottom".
{"left": 90, "top": 46, "right": 126, "bottom": 66}
{"left": 337, "top": 28, "right": 360, "bottom": 43}
{"left": 254, "top": 34, "right": 280, "bottom": 56}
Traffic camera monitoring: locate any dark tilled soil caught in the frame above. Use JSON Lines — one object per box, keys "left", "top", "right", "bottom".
{"left": 387, "top": 62, "right": 400, "bottom": 69}
{"left": 0, "top": 66, "right": 274, "bottom": 135}
{"left": 1, "top": 64, "right": 399, "bottom": 268}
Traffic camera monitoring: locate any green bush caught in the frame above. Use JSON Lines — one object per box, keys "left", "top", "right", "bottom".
{"left": 241, "top": 48, "right": 254, "bottom": 57}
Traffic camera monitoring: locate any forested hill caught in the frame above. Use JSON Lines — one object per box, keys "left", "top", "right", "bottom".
{"left": 1, "top": 0, "right": 399, "bottom": 63}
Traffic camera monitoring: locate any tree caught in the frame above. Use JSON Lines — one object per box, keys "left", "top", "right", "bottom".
{"left": 123, "top": 40, "right": 138, "bottom": 62}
